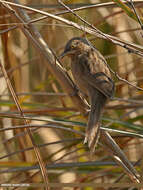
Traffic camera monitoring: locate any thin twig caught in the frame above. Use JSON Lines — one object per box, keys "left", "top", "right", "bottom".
{"left": 128, "top": 0, "right": 143, "bottom": 29}
{"left": 58, "top": 0, "right": 142, "bottom": 184}
{"left": 58, "top": 0, "right": 143, "bottom": 92}
{"left": 0, "top": 60, "right": 50, "bottom": 189}
{"left": 0, "top": 0, "right": 143, "bottom": 57}
{"left": 0, "top": 92, "right": 67, "bottom": 96}
{"left": 115, "top": 71, "right": 143, "bottom": 91}
{"left": 0, "top": 25, "right": 17, "bottom": 34}
{"left": 0, "top": 3, "right": 50, "bottom": 189}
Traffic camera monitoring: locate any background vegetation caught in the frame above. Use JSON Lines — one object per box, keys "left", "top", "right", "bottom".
{"left": 0, "top": 0, "right": 143, "bottom": 189}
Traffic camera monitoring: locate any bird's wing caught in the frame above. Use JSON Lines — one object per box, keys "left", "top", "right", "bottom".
{"left": 81, "top": 49, "right": 114, "bottom": 98}
{"left": 86, "top": 71, "right": 114, "bottom": 98}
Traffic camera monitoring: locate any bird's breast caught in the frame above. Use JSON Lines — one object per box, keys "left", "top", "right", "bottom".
{"left": 71, "top": 56, "right": 89, "bottom": 95}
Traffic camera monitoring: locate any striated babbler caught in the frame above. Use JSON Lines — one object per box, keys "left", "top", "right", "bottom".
{"left": 60, "top": 37, "right": 115, "bottom": 152}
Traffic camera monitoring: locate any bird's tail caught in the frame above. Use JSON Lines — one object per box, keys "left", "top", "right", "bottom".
{"left": 84, "top": 90, "right": 107, "bottom": 152}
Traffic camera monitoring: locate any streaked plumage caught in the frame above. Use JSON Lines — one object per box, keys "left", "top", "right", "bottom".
{"left": 61, "top": 37, "right": 114, "bottom": 152}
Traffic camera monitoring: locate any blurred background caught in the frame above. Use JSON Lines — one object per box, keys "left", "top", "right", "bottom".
{"left": 0, "top": 0, "right": 143, "bottom": 189}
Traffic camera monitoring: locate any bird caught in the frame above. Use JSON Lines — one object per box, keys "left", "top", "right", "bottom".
{"left": 60, "top": 37, "right": 114, "bottom": 152}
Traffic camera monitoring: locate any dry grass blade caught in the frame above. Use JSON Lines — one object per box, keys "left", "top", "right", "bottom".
{"left": 0, "top": 0, "right": 143, "bottom": 56}
{"left": 57, "top": 0, "right": 142, "bottom": 184}
{"left": 0, "top": 4, "right": 49, "bottom": 186}
{"left": 100, "top": 130, "right": 141, "bottom": 183}
{"left": 0, "top": 61, "right": 50, "bottom": 189}
{"left": 1, "top": 0, "right": 143, "bottom": 188}
{"left": 0, "top": 1, "right": 88, "bottom": 114}
{"left": 113, "top": 0, "right": 143, "bottom": 25}
{"left": 129, "top": 0, "right": 143, "bottom": 29}
{"left": 58, "top": 0, "right": 143, "bottom": 92}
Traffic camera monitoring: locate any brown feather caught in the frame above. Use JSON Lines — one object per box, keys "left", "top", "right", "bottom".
{"left": 61, "top": 37, "right": 114, "bottom": 152}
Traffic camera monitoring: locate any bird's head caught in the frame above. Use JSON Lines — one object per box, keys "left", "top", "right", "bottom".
{"left": 60, "top": 37, "right": 90, "bottom": 59}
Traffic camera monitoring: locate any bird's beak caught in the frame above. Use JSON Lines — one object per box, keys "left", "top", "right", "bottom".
{"left": 59, "top": 50, "right": 76, "bottom": 59}
{"left": 59, "top": 51, "right": 67, "bottom": 59}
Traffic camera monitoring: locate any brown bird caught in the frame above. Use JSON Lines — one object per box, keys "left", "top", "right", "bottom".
{"left": 60, "top": 37, "right": 114, "bottom": 152}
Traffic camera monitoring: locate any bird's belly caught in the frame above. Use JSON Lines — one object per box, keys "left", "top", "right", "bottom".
{"left": 71, "top": 62, "right": 89, "bottom": 95}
